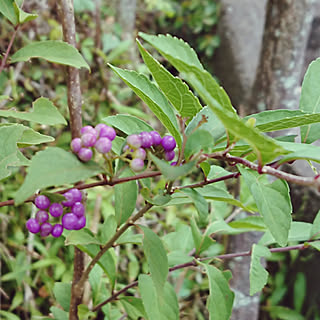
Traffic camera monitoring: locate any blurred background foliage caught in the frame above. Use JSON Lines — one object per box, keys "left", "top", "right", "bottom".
{"left": 0, "top": 1, "right": 318, "bottom": 319}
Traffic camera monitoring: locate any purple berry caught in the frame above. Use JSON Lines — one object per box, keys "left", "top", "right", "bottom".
{"left": 81, "top": 133, "right": 97, "bottom": 147}
{"left": 78, "top": 148, "right": 93, "bottom": 162}
{"left": 70, "top": 138, "right": 82, "bottom": 153}
{"left": 127, "top": 134, "right": 142, "bottom": 149}
{"left": 35, "top": 210, "right": 49, "bottom": 223}
{"left": 81, "top": 125, "right": 95, "bottom": 135}
{"left": 164, "top": 150, "right": 175, "bottom": 161}
{"left": 62, "top": 192, "right": 75, "bottom": 207}
{"left": 40, "top": 222, "right": 53, "bottom": 237}
{"left": 26, "top": 218, "right": 40, "bottom": 234}
{"left": 161, "top": 135, "right": 176, "bottom": 152}
{"left": 72, "top": 202, "right": 85, "bottom": 217}
{"left": 51, "top": 224, "right": 63, "bottom": 238}
{"left": 149, "top": 131, "right": 162, "bottom": 146}
{"left": 34, "top": 195, "right": 50, "bottom": 210}
{"left": 96, "top": 124, "right": 116, "bottom": 141}
{"left": 94, "top": 137, "right": 112, "bottom": 153}
{"left": 49, "top": 203, "right": 64, "bottom": 217}
{"left": 132, "top": 148, "right": 146, "bottom": 160}
{"left": 68, "top": 188, "right": 82, "bottom": 203}
{"left": 139, "top": 132, "right": 153, "bottom": 148}
{"left": 130, "top": 158, "right": 144, "bottom": 172}
{"left": 62, "top": 213, "right": 78, "bottom": 230}
{"left": 170, "top": 161, "right": 178, "bottom": 166}
{"left": 74, "top": 215, "right": 86, "bottom": 230}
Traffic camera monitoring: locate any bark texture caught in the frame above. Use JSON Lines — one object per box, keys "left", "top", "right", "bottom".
{"left": 248, "top": 0, "right": 314, "bottom": 113}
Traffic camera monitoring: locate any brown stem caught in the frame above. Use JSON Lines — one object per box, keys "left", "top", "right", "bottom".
{"left": 57, "top": 1, "right": 83, "bottom": 318}
{"left": 0, "top": 25, "right": 20, "bottom": 75}
{"left": 92, "top": 242, "right": 311, "bottom": 311}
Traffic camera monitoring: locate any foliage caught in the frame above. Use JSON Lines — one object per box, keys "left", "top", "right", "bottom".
{"left": 1, "top": 2, "right": 320, "bottom": 320}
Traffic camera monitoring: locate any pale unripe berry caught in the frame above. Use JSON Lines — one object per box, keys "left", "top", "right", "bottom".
{"left": 130, "top": 158, "right": 144, "bottom": 172}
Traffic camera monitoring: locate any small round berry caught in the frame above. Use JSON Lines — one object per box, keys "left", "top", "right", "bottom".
{"left": 164, "top": 150, "right": 175, "bottom": 161}
{"left": 51, "top": 224, "right": 63, "bottom": 238}
{"left": 35, "top": 210, "right": 49, "bottom": 223}
{"left": 81, "top": 133, "right": 97, "bottom": 147}
{"left": 132, "top": 148, "right": 146, "bottom": 160}
{"left": 34, "top": 195, "right": 50, "bottom": 210}
{"left": 49, "top": 203, "right": 64, "bottom": 217}
{"left": 94, "top": 137, "right": 112, "bottom": 153}
{"left": 68, "top": 188, "right": 82, "bottom": 203}
{"left": 149, "top": 131, "right": 162, "bottom": 146}
{"left": 72, "top": 202, "right": 85, "bottom": 217}
{"left": 130, "top": 158, "right": 144, "bottom": 172}
{"left": 78, "top": 148, "right": 93, "bottom": 162}
{"left": 62, "top": 213, "right": 78, "bottom": 230}
{"left": 62, "top": 192, "right": 75, "bottom": 207}
{"left": 139, "top": 132, "right": 153, "bottom": 148}
{"left": 74, "top": 215, "right": 86, "bottom": 230}
{"left": 170, "top": 161, "right": 178, "bottom": 166}
{"left": 26, "top": 218, "right": 40, "bottom": 234}
{"left": 127, "top": 134, "right": 142, "bottom": 149}
{"left": 40, "top": 222, "right": 53, "bottom": 237}
{"left": 80, "top": 125, "right": 95, "bottom": 135}
{"left": 161, "top": 135, "right": 176, "bottom": 152}
{"left": 70, "top": 138, "right": 82, "bottom": 153}
{"left": 96, "top": 124, "right": 116, "bottom": 141}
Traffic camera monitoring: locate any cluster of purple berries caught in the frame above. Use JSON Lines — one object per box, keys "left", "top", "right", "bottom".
{"left": 25, "top": 188, "right": 85, "bottom": 237}
{"left": 71, "top": 124, "right": 116, "bottom": 162}
{"left": 124, "top": 131, "right": 177, "bottom": 172}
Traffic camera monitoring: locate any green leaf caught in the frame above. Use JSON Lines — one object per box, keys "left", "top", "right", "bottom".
{"left": 167, "top": 251, "right": 194, "bottom": 266}
{"left": 246, "top": 109, "right": 320, "bottom": 132}
{"left": 309, "top": 241, "right": 320, "bottom": 251}
{"left": 300, "top": 58, "right": 320, "bottom": 143}
{"left": 11, "top": 40, "right": 90, "bottom": 70}
{"left": 185, "top": 106, "right": 226, "bottom": 142}
{"left": 189, "top": 74, "right": 287, "bottom": 164}
{"left": 0, "top": 97, "right": 67, "bottom": 125}
{"left": 17, "top": 127, "right": 54, "bottom": 147}
{"left": 53, "top": 283, "right": 71, "bottom": 312}
{"left": 0, "top": 124, "right": 30, "bottom": 181}
{"left": 293, "top": 273, "right": 306, "bottom": 313}
{"left": 311, "top": 210, "right": 320, "bottom": 239}
{"left": 114, "top": 168, "right": 138, "bottom": 225}
{"left": 140, "top": 225, "right": 168, "bottom": 296}
{"left": 99, "top": 215, "right": 117, "bottom": 243}
{"left": 184, "top": 129, "right": 213, "bottom": 160}
{"left": 116, "top": 229, "right": 143, "bottom": 245}
{"left": 15, "top": 4, "right": 38, "bottom": 24}
{"left": 249, "top": 244, "right": 271, "bottom": 295}
{"left": 0, "top": 0, "right": 18, "bottom": 25}
{"left": 137, "top": 40, "right": 202, "bottom": 119}
{"left": 138, "top": 275, "right": 179, "bottom": 320}
{"left": 139, "top": 33, "right": 235, "bottom": 115}
{"left": 109, "top": 64, "right": 181, "bottom": 147}
{"left": 239, "top": 167, "right": 292, "bottom": 247}
{"left": 50, "top": 306, "right": 69, "bottom": 320}
{"left": 204, "top": 264, "right": 234, "bottom": 320}
{"left": 141, "top": 188, "right": 171, "bottom": 206}
{"left": 120, "top": 297, "right": 148, "bottom": 320}
{"left": 14, "top": 147, "right": 101, "bottom": 205}
{"left": 149, "top": 153, "right": 196, "bottom": 181}
{"left": 65, "top": 228, "right": 102, "bottom": 246}
{"left": 268, "top": 306, "right": 304, "bottom": 320}
{"left": 103, "top": 114, "right": 153, "bottom": 135}
{"left": 0, "top": 311, "right": 21, "bottom": 320}
{"left": 180, "top": 189, "right": 209, "bottom": 224}
{"left": 190, "top": 218, "right": 215, "bottom": 254}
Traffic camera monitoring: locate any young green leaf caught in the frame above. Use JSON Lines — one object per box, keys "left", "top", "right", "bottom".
{"left": 149, "top": 153, "right": 196, "bottom": 181}
{"left": 249, "top": 244, "right": 271, "bottom": 295}
{"left": 239, "top": 167, "right": 292, "bottom": 247}
{"left": 10, "top": 40, "right": 90, "bottom": 70}
{"left": 65, "top": 228, "right": 102, "bottom": 246}
{"left": 14, "top": 147, "right": 101, "bottom": 205}
{"left": 293, "top": 273, "right": 306, "bottom": 313}
{"left": 278, "top": 142, "right": 320, "bottom": 164}
{"left": 120, "top": 296, "right": 148, "bottom": 320}
{"left": 140, "top": 225, "right": 169, "bottom": 296}
{"left": 109, "top": 64, "right": 182, "bottom": 147}
{"left": 184, "top": 129, "right": 213, "bottom": 160}
{"left": 114, "top": 167, "right": 138, "bottom": 225}
{"left": 204, "top": 264, "right": 234, "bottom": 320}
{"left": 311, "top": 210, "right": 320, "bottom": 239}
{"left": 49, "top": 307, "right": 69, "bottom": 320}
{"left": 300, "top": 58, "right": 320, "bottom": 143}
{"left": 98, "top": 215, "right": 117, "bottom": 243}
{"left": 103, "top": 114, "right": 153, "bottom": 135}
{"left": 15, "top": 3, "right": 38, "bottom": 24}
{"left": 53, "top": 283, "right": 71, "bottom": 312}
{"left": 137, "top": 40, "right": 202, "bottom": 119}
{"left": 309, "top": 241, "right": 320, "bottom": 251}
{"left": 0, "top": 97, "right": 67, "bottom": 125}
